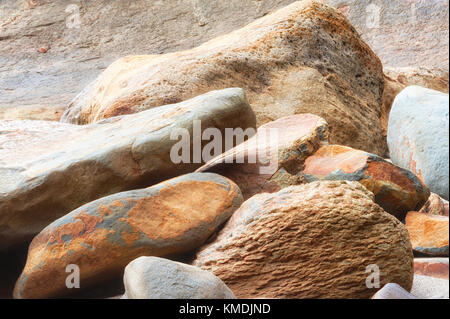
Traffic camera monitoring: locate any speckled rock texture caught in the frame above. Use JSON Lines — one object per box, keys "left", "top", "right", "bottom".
{"left": 414, "top": 258, "right": 449, "bottom": 279}
{"left": 388, "top": 86, "right": 449, "bottom": 200}
{"left": 411, "top": 275, "right": 449, "bottom": 299}
{"left": 123, "top": 256, "right": 235, "bottom": 299}
{"left": 419, "top": 193, "right": 449, "bottom": 217}
{"left": 61, "top": 1, "right": 388, "bottom": 157}
{"left": 194, "top": 180, "right": 414, "bottom": 299}
{"left": 371, "top": 283, "right": 417, "bottom": 299}
{"left": 381, "top": 67, "right": 449, "bottom": 138}
{"left": 326, "top": 0, "right": 449, "bottom": 71}
{"left": 197, "top": 114, "right": 328, "bottom": 200}
{"left": 0, "top": 104, "right": 65, "bottom": 121}
{"left": 2, "top": 1, "right": 447, "bottom": 121}
{"left": 13, "top": 173, "right": 243, "bottom": 299}
{"left": 0, "top": 88, "right": 255, "bottom": 250}
{"left": 301, "top": 144, "right": 430, "bottom": 219}
{"left": 405, "top": 211, "right": 449, "bottom": 257}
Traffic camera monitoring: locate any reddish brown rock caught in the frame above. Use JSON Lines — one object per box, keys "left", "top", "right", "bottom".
{"left": 13, "top": 173, "right": 243, "bottom": 299}
{"left": 419, "top": 193, "right": 449, "bottom": 217}
{"left": 301, "top": 144, "right": 430, "bottom": 219}
{"left": 405, "top": 211, "right": 449, "bottom": 257}
{"left": 62, "top": 1, "right": 388, "bottom": 157}
{"left": 194, "top": 180, "right": 414, "bottom": 299}
{"left": 414, "top": 258, "right": 449, "bottom": 279}
{"left": 197, "top": 114, "right": 328, "bottom": 200}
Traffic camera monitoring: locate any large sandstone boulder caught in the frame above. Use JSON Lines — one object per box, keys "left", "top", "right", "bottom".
{"left": 405, "top": 211, "right": 449, "bottom": 257}
{"left": 0, "top": 0, "right": 298, "bottom": 120}
{"left": 194, "top": 180, "right": 414, "bottom": 299}
{"left": 14, "top": 173, "right": 242, "bottom": 299}
{"left": 388, "top": 86, "right": 449, "bottom": 200}
{"left": 0, "top": 88, "right": 255, "bottom": 250}
{"left": 197, "top": 114, "right": 328, "bottom": 200}
{"left": 61, "top": 1, "right": 388, "bottom": 156}
{"left": 301, "top": 144, "right": 430, "bottom": 219}
{"left": 123, "top": 257, "right": 235, "bottom": 299}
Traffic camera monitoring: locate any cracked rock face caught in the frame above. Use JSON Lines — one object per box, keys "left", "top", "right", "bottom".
{"left": 14, "top": 173, "right": 243, "bottom": 299}
{"left": 61, "top": 1, "right": 389, "bottom": 157}
{"left": 197, "top": 114, "right": 329, "bottom": 200}
{"left": 194, "top": 180, "right": 414, "bottom": 299}
{"left": 302, "top": 144, "right": 430, "bottom": 220}
{"left": 0, "top": 88, "right": 255, "bottom": 250}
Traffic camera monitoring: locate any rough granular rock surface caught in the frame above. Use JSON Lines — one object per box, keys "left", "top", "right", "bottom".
{"left": 194, "top": 180, "right": 414, "bottom": 299}
{"left": 62, "top": 1, "right": 388, "bottom": 156}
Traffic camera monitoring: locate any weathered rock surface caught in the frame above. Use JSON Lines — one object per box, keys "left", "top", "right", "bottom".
{"left": 0, "top": 0, "right": 299, "bottom": 120}
{"left": 387, "top": 86, "right": 449, "bottom": 200}
{"left": 123, "top": 256, "right": 235, "bottom": 299}
{"left": 419, "top": 193, "right": 449, "bottom": 217}
{"left": 14, "top": 173, "right": 242, "bottom": 299}
{"left": 61, "top": 1, "right": 388, "bottom": 156}
{"left": 414, "top": 258, "right": 449, "bottom": 279}
{"left": 2, "top": 1, "right": 447, "bottom": 121}
{"left": 371, "top": 283, "right": 417, "bottom": 299}
{"left": 381, "top": 67, "right": 449, "bottom": 137}
{"left": 197, "top": 114, "right": 328, "bottom": 200}
{"left": 194, "top": 180, "right": 414, "bottom": 299}
{"left": 326, "top": 0, "right": 449, "bottom": 71}
{"left": 0, "top": 104, "right": 65, "bottom": 121}
{"left": 0, "top": 88, "right": 255, "bottom": 250}
{"left": 411, "top": 275, "right": 449, "bottom": 299}
{"left": 301, "top": 144, "right": 429, "bottom": 219}
{"left": 405, "top": 211, "right": 449, "bottom": 257}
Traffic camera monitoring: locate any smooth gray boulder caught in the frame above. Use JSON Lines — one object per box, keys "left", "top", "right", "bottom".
{"left": 388, "top": 86, "right": 449, "bottom": 200}
{"left": 0, "top": 88, "right": 256, "bottom": 250}
{"left": 371, "top": 283, "right": 417, "bottom": 299}
{"left": 123, "top": 256, "right": 236, "bottom": 299}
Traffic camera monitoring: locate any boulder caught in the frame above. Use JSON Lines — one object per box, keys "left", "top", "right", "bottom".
{"left": 14, "top": 172, "right": 242, "bottom": 299}
{"left": 405, "top": 211, "right": 449, "bottom": 257}
{"left": 419, "top": 193, "right": 449, "bottom": 217}
{"left": 0, "top": 88, "right": 255, "bottom": 250}
{"left": 194, "top": 180, "right": 414, "bottom": 299}
{"left": 2, "top": 1, "right": 447, "bottom": 119}
{"left": 387, "top": 86, "right": 449, "bottom": 200}
{"left": 197, "top": 114, "right": 328, "bottom": 200}
{"left": 123, "top": 256, "right": 235, "bottom": 299}
{"left": 381, "top": 67, "right": 449, "bottom": 138}
{"left": 371, "top": 283, "right": 417, "bottom": 299}
{"left": 61, "top": 1, "right": 388, "bottom": 157}
{"left": 411, "top": 275, "right": 449, "bottom": 299}
{"left": 0, "top": 0, "right": 297, "bottom": 120}
{"left": 414, "top": 258, "right": 449, "bottom": 280}
{"left": 301, "top": 144, "right": 430, "bottom": 219}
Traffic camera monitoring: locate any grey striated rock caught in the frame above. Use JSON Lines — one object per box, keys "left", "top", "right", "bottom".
{"left": 0, "top": 88, "right": 255, "bottom": 250}
{"left": 124, "top": 257, "right": 236, "bottom": 299}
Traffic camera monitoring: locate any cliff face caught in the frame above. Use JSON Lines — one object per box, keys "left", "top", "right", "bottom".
{"left": 0, "top": 0, "right": 448, "bottom": 118}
